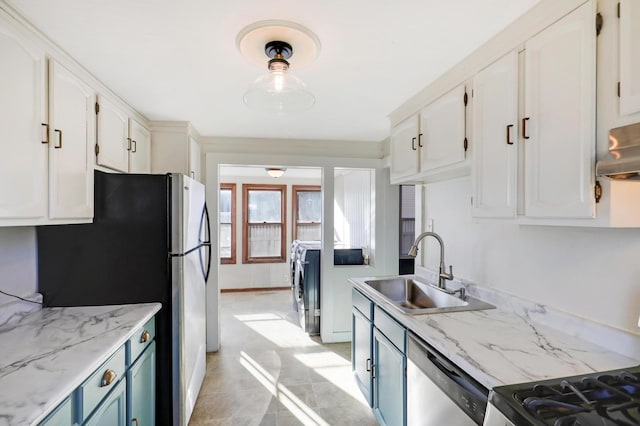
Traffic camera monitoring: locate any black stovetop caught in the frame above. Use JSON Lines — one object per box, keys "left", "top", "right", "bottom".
{"left": 490, "top": 366, "right": 640, "bottom": 425}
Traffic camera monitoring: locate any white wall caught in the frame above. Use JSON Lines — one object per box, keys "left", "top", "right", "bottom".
{"left": 218, "top": 174, "right": 320, "bottom": 290}
{"left": 419, "top": 177, "right": 640, "bottom": 334}
{"left": 0, "top": 227, "right": 37, "bottom": 306}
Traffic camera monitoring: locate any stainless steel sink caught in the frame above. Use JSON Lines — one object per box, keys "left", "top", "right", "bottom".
{"left": 363, "top": 277, "right": 494, "bottom": 315}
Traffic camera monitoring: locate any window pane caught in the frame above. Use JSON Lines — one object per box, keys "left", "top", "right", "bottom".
{"left": 220, "top": 189, "right": 231, "bottom": 223}
{"left": 248, "top": 223, "right": 281, "bottom": 257}
{"left": 297, "top": 223, "right": 321, "bottom": 241}
{"left": 297, "top": 191, "right": 322, "bottom": 222}
{"left": 220, "top": 223, "right": 231, "bottom": 258}
{"left": 248, "top": 190, "right": 281, "bottom": 222}
{"left": 400, "top": 185, "right": 416, "bottom": 256}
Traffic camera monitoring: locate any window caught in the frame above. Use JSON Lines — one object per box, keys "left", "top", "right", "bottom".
{"left": 292, "top": 185, "right": 321, "bottom": 241}
{"left": 242, "top": 184, "right": 286, "bottom": 263}
{"left": 219, "top": 183, "right": 236, "bottom": 264}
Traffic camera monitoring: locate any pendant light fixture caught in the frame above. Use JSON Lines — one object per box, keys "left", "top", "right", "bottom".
{"left": 237, "top": 20, "right": 320, "bottom": 114}
{"left": 243, "top": 41, "right": 314, "bottom": 113}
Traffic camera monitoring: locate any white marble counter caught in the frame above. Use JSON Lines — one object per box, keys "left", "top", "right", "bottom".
{"left": 350, "top": 276, "right": 640, "bottom": 390}
{"left": 0, "top": 302, "right": 161, "bottom": 426}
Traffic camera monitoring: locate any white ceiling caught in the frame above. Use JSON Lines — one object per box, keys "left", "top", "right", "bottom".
{"left": 9, "top": 0, "right": 540, "bottom": 142}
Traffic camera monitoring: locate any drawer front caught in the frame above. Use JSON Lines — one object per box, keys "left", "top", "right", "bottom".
{"left": 39, "top": 397, "right": 72, "bottom": 426}
{"left": 129, "top": 317, "right": 155, "bottom": 364}
{"left": 80, "top": 345, "right": 126, "bottom": 421}
{"left": 374, "top": 306, "right": 406, "bottom": 353}
{"left": 352, "top": 288, "right": 373, "bottom": 320}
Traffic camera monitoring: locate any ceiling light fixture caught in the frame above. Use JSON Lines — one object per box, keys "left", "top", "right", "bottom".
{"left": 243, "top": 41, "right": 314, "bottom": 113}
{"left": 266, "top": 168, "right": 286, "bottom": 178}
{"left": 237, "top": 20, "right": 320, "bottom": 114}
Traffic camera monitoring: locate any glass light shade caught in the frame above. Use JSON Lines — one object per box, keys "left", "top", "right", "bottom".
{"left": 266, "top": 168, "right": 285, "bottom": 178}
{"left": 243, "top": 69, "right": 315, "bottom": 113}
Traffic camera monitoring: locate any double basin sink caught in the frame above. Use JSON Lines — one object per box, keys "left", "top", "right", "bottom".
{"left": 363, "top": 276, "right": 494, "bottom": 315}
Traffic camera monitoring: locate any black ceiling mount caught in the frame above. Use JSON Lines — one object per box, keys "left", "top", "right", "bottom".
{"left": 265, "top": 41, "right": 293, "bottom": 59}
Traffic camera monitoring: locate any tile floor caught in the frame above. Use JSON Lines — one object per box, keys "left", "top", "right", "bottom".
{"left": 189, "top": 289, "right": 378, "bottom": 426}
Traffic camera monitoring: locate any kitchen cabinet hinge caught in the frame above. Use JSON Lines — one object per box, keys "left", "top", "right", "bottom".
{"left": 617, "top": 2, "right": 621, "bottom": 18}
{"left": 463, "top": 137, "right": 468, "bottom": 152}
{"left": 95, "top": 144, "right": 100, "bottom": 156}
{"left": 463, "top": 92, "right": 468, "bottom": 106}
{"left": 596, "top": 13, "right": 603, "bottom": 36}
{"left": 595, "top": 181, "right": 602, "bottom": 203}
{"left": 95, "top": 102, "right": 100, "bottom": 114}
{"left": 618, "top": 81, "right": 621, "bottom": 97}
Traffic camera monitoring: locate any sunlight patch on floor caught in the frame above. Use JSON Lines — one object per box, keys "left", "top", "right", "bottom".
{"left": 239, "top": 351, "right": 330, "bottom": 426}
{"left": 294, "top": 351, "right": 369, "bottom": 405}
{"left": 235, "top": 313, "right": 319, "bottom": 348}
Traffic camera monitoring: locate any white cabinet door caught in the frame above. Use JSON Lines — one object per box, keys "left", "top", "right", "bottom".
{"left": 0, "top": 19, "right": 47, "bottom": 220}
{"left": 472, "top": 51, "right": 518, "bottom": 218}
{"left": 619, "top": 0, "right": 640, "bottom": 115}
{"left": 97, "top": 95, "right": 129, "bottom": 172}
{"left": 48, "top": 60, "right": 95, "bottom": 219}
{"left": 188, "top": 137, "right": 201, "bottom": 181}
{"left": 524, "top": 1, "right": 595, "bottom": 219}
{"left": 390, "top": 115, "right": 419, "bottom": 182}
{"left": 420, "top": 84, "right": 467, "bottom": 171}
{"left": 129, "top": 119, "right": 151, "bottom": 173}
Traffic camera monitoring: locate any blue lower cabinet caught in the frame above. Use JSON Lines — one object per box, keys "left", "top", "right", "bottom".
{"left": 373, "top": 328, "right": 406, "bottom": 426}
{"left": 39, "top": 397, "right": 72, "bottom": 426}
{"left": 84, "top": 378, "right": 127, "bottom": 426}
{"left": 128, "top": 341, "right": 156, "bottom": 426}
{"left": 352, "top": 308, "right": 373, "bottom": 407}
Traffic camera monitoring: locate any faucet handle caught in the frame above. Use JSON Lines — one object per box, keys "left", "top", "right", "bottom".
{"left": 441, "top": 265, "right": 454, "bottom": 280}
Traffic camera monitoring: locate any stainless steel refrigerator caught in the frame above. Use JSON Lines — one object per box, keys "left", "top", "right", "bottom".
{"left": 37, "top": 170, "right": 211, "bottom": 426}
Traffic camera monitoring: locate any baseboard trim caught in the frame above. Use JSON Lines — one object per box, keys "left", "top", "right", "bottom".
{"left": 221, "top": 287, "right": 291, "bottom": 293}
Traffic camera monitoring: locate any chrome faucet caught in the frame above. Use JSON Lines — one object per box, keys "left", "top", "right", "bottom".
{"left": 407, "top": 231, "right": 454, "bottom": 289}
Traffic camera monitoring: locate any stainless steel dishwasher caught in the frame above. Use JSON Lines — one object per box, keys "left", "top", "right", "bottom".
{"left": 407, "top": 332, "right": 488, "bottom": 425}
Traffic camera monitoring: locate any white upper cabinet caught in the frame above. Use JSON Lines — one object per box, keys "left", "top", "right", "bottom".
{"left": 48, "top": 60, "right": 95, "bottom": 220}
{"left": 619, "top": 0, "right": 640, "bottom": 116}
{"left": 419, "top": 84, "right": 467, "bottom": 172}
{"left": 129, "top": 119, "right": 151, "bottom": 174}
{"left": 389, "top": 83, "right": 468, "bottom": 184}
{"left": 0, "top": 17, "right": 47, "bottom": 220}
{"left": 472, "top": 51, "right": 518, "bottom": 218}
{"left": 390, "top": 115, "right": 420, "bottom": 182}
{"left": 96, "top": 95, "right": 129, "bottom": 172}
{"left": 523, "top": 1, "right": 595, "bottom": 219}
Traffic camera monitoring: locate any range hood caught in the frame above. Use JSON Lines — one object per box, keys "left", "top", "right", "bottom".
{"left": 596, "top": 122, "right": 640, "bottom": 179}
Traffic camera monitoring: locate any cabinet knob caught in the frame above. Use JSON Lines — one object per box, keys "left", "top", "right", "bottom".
{"left": 140, "top": 330, "right": 151, "bottom": 343}
{"left": 101, "top": 369, "right": 117, "bottom": 387}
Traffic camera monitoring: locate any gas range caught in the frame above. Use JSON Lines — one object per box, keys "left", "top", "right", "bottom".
{"left": 487, "top": 366, "right": 640, "bottom": 426}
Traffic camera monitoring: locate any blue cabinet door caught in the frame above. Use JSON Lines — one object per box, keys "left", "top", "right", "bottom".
{"left": 373, "top": 329, "right": 406, "bottom": 426}
{"left": 84, "top": 378, "right": 127, "bottom": 426}
{"left": 352, "top": 308, "right": 373, "bottom": 406}
{"left": 128, "top": 341, "right": 156, "bottom": 426}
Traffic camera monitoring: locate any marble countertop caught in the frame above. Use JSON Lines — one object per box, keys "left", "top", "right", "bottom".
{"left": 0, "top": 302, "right": 161, "bottom": 426}
{"left": 350, "top": 276, "right": 640, "bottom": 390}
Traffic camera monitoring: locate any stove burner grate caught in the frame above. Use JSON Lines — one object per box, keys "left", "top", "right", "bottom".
{"left": 513, "top": 370, "right": 640, "bottom": 425}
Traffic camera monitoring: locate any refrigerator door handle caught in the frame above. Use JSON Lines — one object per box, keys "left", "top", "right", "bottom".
{"left": 200, "top": 204, "right": 212, "bottom": 283}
